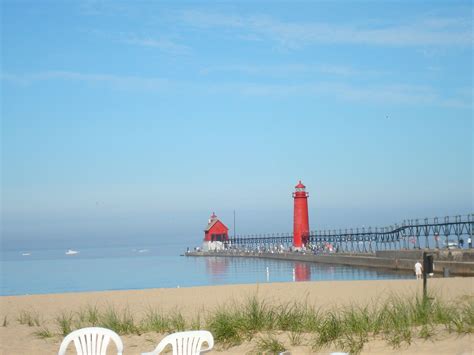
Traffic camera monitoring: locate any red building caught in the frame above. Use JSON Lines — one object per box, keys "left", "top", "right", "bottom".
{"left": 204, "top": 212, "right": 229, "bottom": 242}
{"left": 293, "top": 181, "right": 310, "bottom": 248}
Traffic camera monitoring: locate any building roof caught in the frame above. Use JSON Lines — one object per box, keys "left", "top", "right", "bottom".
{"left": 295, "top": 180, "right": 306, "bottom": 189}
{"left": 205, "top": 218, "right": 219, "bottom": 232}
{"left": 204, "top": 212, "right": 228, "bottom": 232}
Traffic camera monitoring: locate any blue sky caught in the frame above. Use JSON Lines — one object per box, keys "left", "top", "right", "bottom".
{"left": 1, "top": 1, "right": 473, "bottom": 250}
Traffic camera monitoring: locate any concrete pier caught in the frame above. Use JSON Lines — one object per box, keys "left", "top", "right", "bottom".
{"left": 185, "top": 249, "right": 474, "bottom": 276}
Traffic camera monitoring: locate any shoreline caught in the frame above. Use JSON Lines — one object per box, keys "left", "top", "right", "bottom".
{"left": 0, "top": 272, "right": 413, "bottom": 298}
{"left": 1, "top": 277, "right": 472, "bottom": 311}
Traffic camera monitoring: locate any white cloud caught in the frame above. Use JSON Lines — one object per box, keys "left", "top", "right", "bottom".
{"left": 122, "top": 37, "right": 191, "bottom": 54}
{"left": 1, "top": 73, "right": 30, "bottom": 86}
{"left": 2, "top": 71, "right": 169, "bottom": 91}
{"left": 2, "top": 71, "right": 471, "bottom": 109}
{"left": 204, "top": 81, "right": 471, "bottom": 109}
{"left": 78, "top": 1, "right": 138, "bottom": 17}
{"left": 199, "top": 63, "right": 382, "bottom": 77}
{"left": 180, "top": 10, "right": 473, "bottom": 48}
{"left": 81, "top": 28, "right": 191, "bottom": 55}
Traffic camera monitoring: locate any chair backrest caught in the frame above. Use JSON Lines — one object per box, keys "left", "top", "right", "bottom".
{"left": 58, "top": 327, "right": 123, "bottom": 355}
{"left": 142, "top": 330, "right": 214, "bottom": 355}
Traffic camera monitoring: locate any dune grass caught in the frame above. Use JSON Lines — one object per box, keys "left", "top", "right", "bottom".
{"left": 190, "top": 312, "right": 203, "bottom": 330}
{"left": 22, "top": 293, "right": 473, "bottom": 354}
{"left": 34, "top": 326, "right": 54, "bottom": 339}
{"left": 100, "top": 306, "right": 139, "bottom": 335}
{"left": 305, "top": 294, "right": 473, "bottom": 353}
{"left": 288, "top": 330, "right": 302, "bottom": 346}
{"left": 205, "top": 305, "right": 244, "bottom": 347}
{"left": 141, "top": 308, "right": 171, "bottom": 333}
{"left": 76, "top": 305, "right": 100, "bottom": 327}
{"left": 17, "top": 310, "right": 41, "bottom": 327}
{"left": 255, "top": 334, "right": 287, "bottom": 354}
{"left": 140, "top": 308, "right": 186, "bottom": 334}
{"left": 56, "top": 312, "right": 74, "bottom": 336}
{"left": 54, "top": 306, "right": 140, "bottom": 336}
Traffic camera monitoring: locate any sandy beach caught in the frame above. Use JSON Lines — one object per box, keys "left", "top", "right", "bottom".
{"left": 1, "top": 278, "right": 472, "bottom": 354}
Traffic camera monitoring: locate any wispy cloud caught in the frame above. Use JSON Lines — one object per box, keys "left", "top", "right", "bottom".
{"left": 78, "top": 0, "right": 138, "bottom": 17}
{"left": 200, "top": 64, "right": 383, "bottom": 77}
{"left": 123, "top": 36, "right": 191, "bottom": 54}
{"left": 2, "top": 71, "right": 470, "bottom": 109}
{"left": 2, "top": 71, "right": 170, "bottom": 91}
{"left": 82, "top": 28, "right": 191, "bottom": 55}
{"left": 233, "top": 82, "right": 470, "bottom": 109}
{"left": 180, "top": 10, "right": 473, "bottom": 48}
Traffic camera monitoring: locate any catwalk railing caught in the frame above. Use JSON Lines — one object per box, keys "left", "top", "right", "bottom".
{"left": 227, "top": 214, "right": 474, "bottom": 253}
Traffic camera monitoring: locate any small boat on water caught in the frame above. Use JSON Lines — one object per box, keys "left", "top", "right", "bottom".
{"left": 21, "top": 252, "right": 31, "bottom": 256}
{"left": 65, "top": 249, "right": 79, "bottom": 255}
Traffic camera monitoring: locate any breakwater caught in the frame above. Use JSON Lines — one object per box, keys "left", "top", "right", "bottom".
{"left": 186, "top": 249, "right": 474, "bottom": 276}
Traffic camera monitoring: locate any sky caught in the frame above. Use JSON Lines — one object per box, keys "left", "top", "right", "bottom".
{"left": 1, "top": 1, "right": 473, "bottom": 250}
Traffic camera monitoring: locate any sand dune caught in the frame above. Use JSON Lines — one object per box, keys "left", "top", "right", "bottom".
{"left": 1, "top": 278, "right": 472, "bottom": 354}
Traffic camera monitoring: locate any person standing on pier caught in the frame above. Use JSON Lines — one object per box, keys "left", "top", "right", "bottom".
{"left": 414, "top": 260, "right": 423, "bottom": 280}
{"left": 468, "top": 236, "right": 472, "bottom": 249}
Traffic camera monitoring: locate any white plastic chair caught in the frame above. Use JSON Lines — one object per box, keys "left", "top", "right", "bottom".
{"left": 142, "top": 330, "right": 214, "bottom": 355}
{"left": 58, "top": 327, "right": 123, "bottom": 355}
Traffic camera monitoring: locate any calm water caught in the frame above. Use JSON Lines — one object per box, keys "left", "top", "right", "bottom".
{"left": 1, "top": 244, "right": 413, "bottom": 296}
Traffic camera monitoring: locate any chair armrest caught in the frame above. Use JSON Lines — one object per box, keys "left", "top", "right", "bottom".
{"left": 200, "top": 338, "right": 214, "bottom": 353}
{"left": 141, "top": 339, "right": 170, "bottom": 355}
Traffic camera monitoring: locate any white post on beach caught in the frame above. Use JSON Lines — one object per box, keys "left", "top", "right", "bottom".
{"left": 266, "top": 267, "right": 269, "bottom": 282}
{"left": 292, "top": 268, "right": 295, "bottom": 282}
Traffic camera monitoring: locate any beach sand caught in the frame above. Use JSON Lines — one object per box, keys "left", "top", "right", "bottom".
{"left": 1, "top": 278, "right": 472, "bottom": 354}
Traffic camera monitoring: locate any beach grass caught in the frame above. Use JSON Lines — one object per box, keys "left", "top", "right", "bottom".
{"left": 56, "top": 312, "right": 74, "bottom": 336}
{"left": 205, "top": 305, "right": 244, "bottom": 347}
{"left": 190, "top": 312, "right": 203, "bottom": 330}
{"left": 34, "top": 326, "right": 54, "bottom": 339}
{"left": 169, "top": 311, "right": 186, "bottom": 332}
{"left": 255, "top": 334, "right": 287, "bottom": 354}
{"left": 17, "top": 310, "right": 41, "bottom": 327}
{"left": 99, "top": 306, "right": 140, "bottom": 335}
{"left": 140, "top": 308, "right": 186, "bottom": 334}
{"left": 141, "top": 309, "right": 171, "bottom": 333}
{"left": 288, "top": 330, "right": 303, "bottom": 346}
{"left": 275, "top": 302, "right": 320, "bottom": 332}
{"left": 76, "top": 305, "right": 100, "bottom": 326}
{"left": 55, "top": 306, "right": 141, "bottom": 336}
{"left": 23, "top": 293, "right": 473, "bottom": 354}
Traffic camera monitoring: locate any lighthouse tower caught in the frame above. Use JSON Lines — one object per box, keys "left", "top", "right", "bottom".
{"left": 293, "top": 180, "right": 310, "bottom": 249}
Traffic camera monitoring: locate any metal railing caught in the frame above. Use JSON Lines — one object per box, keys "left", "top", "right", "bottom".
{"left": 227, "top": 214, "right": 474, "bottom": 253}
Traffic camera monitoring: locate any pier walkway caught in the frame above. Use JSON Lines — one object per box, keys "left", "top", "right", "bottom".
{"left": 186, "top": 214, "right": 474, "bottom": 276}
{"left": 186, "top": 249, "right": 474, "bottom": 276}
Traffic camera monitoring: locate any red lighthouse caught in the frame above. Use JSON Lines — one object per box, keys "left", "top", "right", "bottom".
{"left": 293, "top": 181, "right": 310, "bottom": 249}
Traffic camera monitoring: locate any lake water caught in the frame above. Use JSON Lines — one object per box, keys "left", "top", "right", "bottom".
{"left": 1, "top": 244, "right": 413, "bottom": 296}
